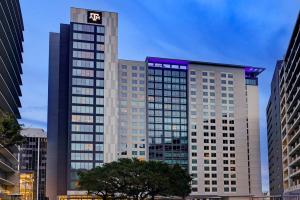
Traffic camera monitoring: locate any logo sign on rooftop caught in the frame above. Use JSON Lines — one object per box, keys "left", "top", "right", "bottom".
{"left": 87, "top": 11, "right": 102, "bottom": 24}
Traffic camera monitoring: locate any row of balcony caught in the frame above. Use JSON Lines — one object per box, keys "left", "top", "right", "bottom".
{"left": 289, "top": 130, "right": 300, "bottom": 146}
{"left": 290, "top": 153, "right": 300, "bottom": 167}
{"left": 288, "top": 86, "right": 300, "bottom": 114}
{"left": 286, "top": 60, "right": 300, "bottom": 101}
{"left": 288, "top": 111, "right": 300, "bottom": 134}
{"left": 286, "top": 57, "right": 300, "bottom": 95}
{"left": 288, "top": 104, "right": 300, "bottom": 126}
{"left": 285, "top": 27, "right": 300, "bottom": 80}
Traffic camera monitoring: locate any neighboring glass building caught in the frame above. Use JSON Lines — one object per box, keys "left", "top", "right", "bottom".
{"left": 0, "top": 0, "right": 24, "bottom": 199}
{"left": 0, "top": 0, "right": 24, "bottom": 119}
{"left": 47, "top": 8, "right": 118, "bottom": 199}
{"left": 267, "top": 61, "right": 283, "bottom": 196}
{"left": 20, "top": 128, "right": 47, "bottom": 200}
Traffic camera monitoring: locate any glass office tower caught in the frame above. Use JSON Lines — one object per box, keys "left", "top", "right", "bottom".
{"left": 47, "top": 8, "right": 118, "bottom": 200}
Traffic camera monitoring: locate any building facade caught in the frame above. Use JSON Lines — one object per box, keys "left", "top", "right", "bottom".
{"left": 20, "top": 128, "right": 47, "bottom": 200}
{"left": 143, "top": 57, "right": 263, "bottom": 198}
{"left": 118, "top": 60, "right": 147, "bottom": 160}
{"left": 47, "top": 7, "right": 118, "bottom": 199}
{"left": 0, "top": 0, "right": 24, "bottom": 198}
{"left": 0, "top": 145, "right": 19, "bottom": 199}
{"left": 47, "top": 7, "right": 264, "bottom": 200}
{"left": 267, "top": 61, "right": 284, "bottom": 196}
{"left": 279, "top": 13, "right": 300, "bottom": 194}
{"left": 0, "top": 0, "right": 24, "bottom": 119}
{"left": 146, "top": 58, "right": 189, "bottom": 169}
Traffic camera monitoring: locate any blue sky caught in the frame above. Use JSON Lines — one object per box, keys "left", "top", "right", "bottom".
{"left": 19, "top": 0, "right": 300, "bottom": 192}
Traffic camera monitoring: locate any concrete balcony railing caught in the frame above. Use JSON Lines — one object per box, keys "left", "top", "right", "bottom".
{"left": 0, "top": 145, "right": 18, "bottom": 166}
{"left": 289, "top": 128, "right": 300, "bottom": 145}
{"left": 288, "top": 99, "right": 300, "bottom": 124}
{"left": 290, "top": 154, "right": 300, "bottom": 167}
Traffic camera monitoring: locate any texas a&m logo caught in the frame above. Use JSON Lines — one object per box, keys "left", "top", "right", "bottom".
{"left": 87, "top": 11, "right": 102, "bottom": 24}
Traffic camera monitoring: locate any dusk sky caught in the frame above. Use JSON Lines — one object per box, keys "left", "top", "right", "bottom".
{"left": 19, "top": 0, "right": 300, "bottom": 192}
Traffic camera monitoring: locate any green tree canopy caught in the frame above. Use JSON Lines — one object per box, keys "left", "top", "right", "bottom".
{"left": 78, "top": 158, "right": 192, "bottom": 200}
{"left": 0, "top": 112, "right": 24, "bottom": 148}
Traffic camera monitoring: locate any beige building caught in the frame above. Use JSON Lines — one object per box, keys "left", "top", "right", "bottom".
{"left": 187, "top": 62, "right": 263, "bottom": 199}
{"left": 118, "top": 60, "right": 147, "bottom": 160}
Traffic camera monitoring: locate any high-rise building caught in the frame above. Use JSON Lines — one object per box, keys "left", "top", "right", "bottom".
{"left": 20, "top": 128, "right": 47, "bottom": 200}
{"left": 267, "top": 61, "right": 284, "bottom": 196}
{"left": 279, "top": 12, "right": 300, "bottom": 194}
{"left": 0, "top": 0, "right": 24, "bottom": 198}
{"left": 0, "top": 0, "right": 24, "bottom": 119}
{"left": 118, "top": 60, "right": 147, "bottom": 160}
{"left": 47, "top": 7, "right": 118, "bottom": 199}
{"left": 47, "top": 7, "right": 264, "bottom": 200}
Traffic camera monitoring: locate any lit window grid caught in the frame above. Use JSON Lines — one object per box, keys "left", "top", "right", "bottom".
{"left": 69, "top": 23, "right": 106, "bottom": 187}
{"left": 118, "top": 63, "right": 147, "bottom": 159}
{"left": 147, "top": 67, "right": 188, "bottom": 168}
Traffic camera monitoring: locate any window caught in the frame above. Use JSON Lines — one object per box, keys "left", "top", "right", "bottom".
{"left": 71, "top": 143, "right": 93, "bottom": 151}
{"left": 72, "top": 115, "right": 93, "bottom": 123}
{"left": 72, "top": 87, "right": 93, "bottom": 95}
{"left": 71, "top": 134, "right": 93, "bottom": 142}
{"left": 71, "top": 153, "right": 93, "bottom": 160}
{"left": 73, "top": 51, "right": 94, "bottom": 59}
{"left": 72, "top": 96, "right": 93, "bottom": 104}
{"left": 72, "top": 106, "right": 93, "bottom": 114}
{"left": 73, "top": 23, "right": 94, "bottom": 32}
{"left": 73, "top": 33, "right": 94, "bottom": 41}
{"left": 96, "top": 53, "right": 105, "bottom": 60}
{"left": 72, "top": 78, "right": 94, "bottom": 86}
{"left": 96, "top": 26, "right": 105, "bottom": 33}
{"left": 72, "top": 124, "right": 93, "bottom": 132}
{"left": 97, "top": 35, "right": 105, "bottom": 43}
{"left": 73, "top": 60, "right": 94, "bottom": 68}
{"left": 73, "top": 69, "right": 94, "bottom": 77}
{"left": 73, "top": 41, "right": 94, "bottom": 50}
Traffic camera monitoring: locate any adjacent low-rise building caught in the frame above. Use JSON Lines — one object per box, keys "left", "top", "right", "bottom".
{"left": 20, "top": 128, "right": 47, "bottom": 200}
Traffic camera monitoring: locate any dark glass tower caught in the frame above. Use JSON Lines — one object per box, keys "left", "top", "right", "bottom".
{"left": 47, "top": 8, "right": 118, "bottom": 200}
{"left": 267, "top": 60, "right": 283, "bottom": 196}
{"left": 0, "top": 0, "right": 24, "bottom": 118}
{"left": 146, "top": 57, "right": 189, "bottom": 169}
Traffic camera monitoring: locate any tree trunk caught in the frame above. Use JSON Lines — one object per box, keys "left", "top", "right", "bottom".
{"left": 151, "top": 195, "right": 155, "bottom": 200}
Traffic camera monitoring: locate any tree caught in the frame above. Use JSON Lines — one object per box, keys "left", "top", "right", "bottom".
{"left": 78, "top": 158, "right": 192, "bottom": 200}
{"left": 168, "top": 164, "right": 192, "bottom": 199}
{"left": 0, "top": 112, "right": 25, "bottom": 148}
{"left": 78, "top": 166, "right": 120, "bottom": 200}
